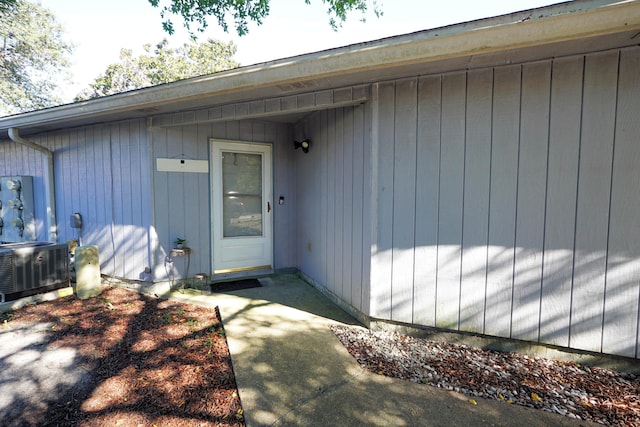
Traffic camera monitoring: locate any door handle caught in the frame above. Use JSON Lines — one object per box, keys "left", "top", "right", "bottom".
{"left": 267, "top": 201, "right": 271, "bottom": 213}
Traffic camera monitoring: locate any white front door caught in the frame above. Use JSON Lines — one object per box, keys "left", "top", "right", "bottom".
{"left": 210, "top": 140, "right": 273, "bottom": 274}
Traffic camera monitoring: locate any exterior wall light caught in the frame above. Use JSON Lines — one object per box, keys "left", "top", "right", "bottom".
{"left": 293, "top": 139, "right": 310, "bottom": 153}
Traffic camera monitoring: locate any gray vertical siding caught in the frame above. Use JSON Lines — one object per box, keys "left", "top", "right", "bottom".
{"left": 436, "top": 72, "right": 466, "bottom": 330}
{"left": 511, "top": 61, "right": 551, "bottom": 343}
{"left": 0, "top": 117, "right": 295, "bottom": 283}
{"left": 604, "top": 48, "right": 640, "bottom": 358}
{"left": 150, "top": 119, "right": 294, "bottom": 281}
{"left": 570, "top": 51, "right": 618, "bottom": 354}
{"left": 370, "top": 46, "right": 640, "bottom": 358}
{"left": 539, "top": 57, "right": 583, "bottom": 348}
{"left": 271, "top": 122, "right": 297, "bottom": 271}
{"left": 413, "top": 76, "right": 441, "bottom": 327}
{"left": 0, "top": 119, "right": 153, "bottom": 279}
{"left": 2, "top": 44, "right": 638, "bottom": 361}
{"left": 371, "top": 82, "right": 395, "bottom": 319}
{"left": 295, "top": 105, "right": 371, "bottom": 313}
{"left": 0, "top": 137, "right": 48, "bottom": 239}
{"left": 62, "top": 120, "right": 151, "bottom": 279}
{"left": 460, "top": 69, "right": 493, "bottom": 334}
{"left": 391, "top": 79, "right": 418, "bottom": 324}
{"left": 485, "top": 65, "right": 521, "bottom": 339}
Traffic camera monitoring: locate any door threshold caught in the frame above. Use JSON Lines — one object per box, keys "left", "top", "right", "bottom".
{"left": 212, "top": 267, "right": 273, "bottom": 282}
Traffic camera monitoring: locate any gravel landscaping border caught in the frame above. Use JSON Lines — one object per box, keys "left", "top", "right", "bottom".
{"left": 331, "top": 324, "right": 640, "bottom": 426}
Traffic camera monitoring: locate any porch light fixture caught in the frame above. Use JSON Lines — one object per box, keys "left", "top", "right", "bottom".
{"left": 293, "top": 139, "right": 310, "bottom": 154}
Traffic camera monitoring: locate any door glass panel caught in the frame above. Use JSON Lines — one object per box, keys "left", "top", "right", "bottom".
{"left": 222, "top": 151, "right": 263, "bottom": 237}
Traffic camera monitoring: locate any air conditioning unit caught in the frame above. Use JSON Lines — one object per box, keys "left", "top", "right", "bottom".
{"left": 0, "top": 242, "right": 69, "bottom": 302}
{"left": 0, "top": 248, "right": 13, "bottom": 302}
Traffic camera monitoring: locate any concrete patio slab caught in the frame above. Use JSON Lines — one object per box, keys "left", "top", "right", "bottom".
{"left": 168, "top": 274, "right": 594, "bottom": 426}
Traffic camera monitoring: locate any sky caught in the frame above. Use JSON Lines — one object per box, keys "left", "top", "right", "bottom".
{"left": 38, "top": 0, "right": 561, "bottom": 102}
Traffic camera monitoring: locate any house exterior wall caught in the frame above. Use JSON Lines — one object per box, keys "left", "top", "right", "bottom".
{"left": 0, "top": 135, "right": 49, "bottom": 241}
{"left": 1, "top": 43, "right": 637, "bottom": 362}
{"left": 0, "top": 117, "right": 297, "bottom": 283}
{"left": 149, "top": 119, "right": 296, "bottom": 281}
{"left": 0, "top": 119, "right": 153, "bottom": 279}
{"left": 294, "top": 105, "right": 372, "bottom": 314}
{"left": 369, "top": 46, "right": 640, "bottom": 359}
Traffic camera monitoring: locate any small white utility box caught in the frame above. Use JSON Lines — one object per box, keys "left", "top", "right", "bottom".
{"left": 75, "top": 245, "right": 101, "bottom": 299}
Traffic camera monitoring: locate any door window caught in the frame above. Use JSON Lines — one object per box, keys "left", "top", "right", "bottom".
{"left": 222, "top": 152, "right": 263, "bottom": 238}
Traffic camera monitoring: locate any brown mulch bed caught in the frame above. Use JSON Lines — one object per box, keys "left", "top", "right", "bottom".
{"left": 1, "top": 286, "right": 244, "bottom": 427}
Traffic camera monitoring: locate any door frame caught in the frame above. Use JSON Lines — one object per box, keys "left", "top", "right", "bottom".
{"left": 209, "top": 138, "right": 273, "bottom": 275}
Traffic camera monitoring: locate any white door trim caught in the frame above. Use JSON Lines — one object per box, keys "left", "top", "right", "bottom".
{"left": 209, "top": 139, "right": 273, "bottom": 274}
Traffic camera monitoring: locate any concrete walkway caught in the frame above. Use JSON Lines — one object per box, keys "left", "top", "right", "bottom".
{"left": 169, "top": 274, "right": 593, "bottom": 427}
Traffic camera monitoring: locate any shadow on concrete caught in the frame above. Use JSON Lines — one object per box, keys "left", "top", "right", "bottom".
{"left": 193, "top": 274, "right": 592, "bottom": 427}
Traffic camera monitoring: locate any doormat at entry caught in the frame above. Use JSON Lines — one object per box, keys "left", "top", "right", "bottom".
{"left": 210, "top": 278, "right": 262, "bottom": 293}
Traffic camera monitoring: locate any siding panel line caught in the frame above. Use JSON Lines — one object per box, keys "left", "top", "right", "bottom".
{"left": 600, "top": 51, "right": 619, "bottom": 356}
{"left": 569, "top": 51, "right": 618, "bottom": 353}
{"left": 511, "top": 62, "right": 551, "bottom": 342}
{"left": 342, "top": 107, "right": 354, "bottom": 302}
{"left": 509, "top": 65, "right": 523, "bottom": 340}
{"left": 370, "top": 82, "right": 396, "bottom": 319}
{"left": 413, "top": 75, "right": 441, "bottom": 326}
{"left": 458, "top": 73, "right": 468, "bottom": 331}
{"left": 483, "top": 68, "right": 495, "bottom": 335}
{"left": 391, "top": 78, "right": 418, "bottom": 323}
{"left": 539, "top": 56, "right": 583, "bottom": 347}
{"left": 352, "top": 105, "right": 365, "bottom": 310}
{"left": 436, "top": 72, "right": 466, "bottom": 330}
{"left": 602, "top": 48, "right": 640, "bottom": 358}
{"left": 485, "top": 65, "right": 521, "bottom": 338}
{"left": 460, "top": 69, "right": 493, "bottom": 334}
{"left": 567, "top": 56, "right": 587, "bottom": 352}
{"left": 335, "top": 108, "right": 345, "bottom": 298}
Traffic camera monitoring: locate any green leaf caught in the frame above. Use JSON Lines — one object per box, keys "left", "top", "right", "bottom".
{"left": 75, "top": 38, "right": 239, "bottom": 100}
{"left": 147, "top": 0, "right": 381, "bottom": 37}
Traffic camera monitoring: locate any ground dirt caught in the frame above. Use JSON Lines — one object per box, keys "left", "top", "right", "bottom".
{"left": 0, "top": 286, "right": 244, "bottom": 427}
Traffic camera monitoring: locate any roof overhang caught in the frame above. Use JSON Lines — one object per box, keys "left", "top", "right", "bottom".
{"left": 1, "top": 0, "right": 639, "bottom": 137}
